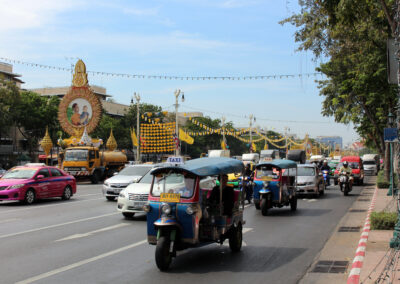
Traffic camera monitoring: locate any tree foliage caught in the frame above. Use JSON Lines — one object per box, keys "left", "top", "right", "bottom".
{"left": 281, "top": 0, "right": 397, "bottom": 155}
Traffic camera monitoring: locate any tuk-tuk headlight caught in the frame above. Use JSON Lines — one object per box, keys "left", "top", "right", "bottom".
{"left": 161, "top": 203, "right": 171, "bottom": 215}
{"left": 186, "top": 205, "right": 197, "bottom": 215}
{"left": 263, "top": 181, "right": 269, "bottom": 188}
{"left": 143, "top": 203, "right": 151, "bottom": 212}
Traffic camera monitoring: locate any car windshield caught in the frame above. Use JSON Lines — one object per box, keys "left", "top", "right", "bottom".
{"left": 363, "top": 161, "right": 376, "bottom": 165}
{"left": 151, "top": 172, "right": 194, "bottom": 198}
{"left": 1, "top": 168, "right": 37, "bottom": 179}
{"left": 119, "top": 166, "right": 150, "bottom": 176}
{"left": 65, "top": 150, "right": 88, "bottom": 161}
{"left": 139, "top": 171, "right": 154, "bottom": 184}
{"left": 298, "top": 167, "right": 315, "bottom": 176}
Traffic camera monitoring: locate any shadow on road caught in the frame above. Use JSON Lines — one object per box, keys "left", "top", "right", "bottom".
{"left": 255, "top": 207, "right": 332, "bottom": 217}
{"left": 166, "top": 245, "right": 307, "bottom": 273}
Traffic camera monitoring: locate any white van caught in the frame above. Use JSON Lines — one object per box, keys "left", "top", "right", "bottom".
{"left": 362, "top": 154, "right": 379, "bottom": 175}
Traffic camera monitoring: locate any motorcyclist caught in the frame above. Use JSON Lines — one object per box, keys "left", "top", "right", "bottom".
{"left": 243, "top": 164, "right": 254, "bottom": 204}
{"left": 339, "top": 161, "right": 353, "bottom": 190}
{"left": 320, "top": 160, "right": 331, "bottom": 185}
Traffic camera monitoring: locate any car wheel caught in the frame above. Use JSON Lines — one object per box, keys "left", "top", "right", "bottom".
{"left": 122, "top": 212, "right": 135, "bottom": 218}
{"left": 24, "top": 189, "right": 36, "bottom": 205}
{"left": 90, "top": 171, "right": 100, "bottom": 184}
{"left": 319, "top": 184, "right": 324, "bottom": 196}
{"left": 106, "top": 196, "right": 115, "bottom": 201}
{"left": 61, "top": 186, "right": 72, "bottom": 200}
{"left": 229, "top": 224, "right": 242, "bottom": 252}
{"left": 155, "top": 236, "right": 172, "bottom": 271}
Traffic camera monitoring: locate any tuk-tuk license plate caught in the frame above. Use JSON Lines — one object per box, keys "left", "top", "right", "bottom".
{"left": 160, "top": 193, "right": 181, "bottom": 203}
{"left": 261, "top": 176, "right": 273, "bottom": 181}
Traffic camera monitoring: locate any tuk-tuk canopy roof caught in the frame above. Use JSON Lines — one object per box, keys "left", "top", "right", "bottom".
{"left": 151, "top": 157, "right": 244, "bottom": 177}
{"left": 256, "top": 159, "right": 297, "bottom": 169}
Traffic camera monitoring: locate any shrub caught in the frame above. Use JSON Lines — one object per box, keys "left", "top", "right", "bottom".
{"left": 371, "top": 212, "right": 398, "bottom": 230}
{"left": 377, "top": 170, "right": 398, "bottom": 189}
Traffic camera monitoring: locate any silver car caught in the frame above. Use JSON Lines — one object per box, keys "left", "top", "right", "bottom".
{"left": 296, "top": 164, "right": 324, "bottom": 197}
{"left": 102, "top": 164, "right": 153, "bottom": 201}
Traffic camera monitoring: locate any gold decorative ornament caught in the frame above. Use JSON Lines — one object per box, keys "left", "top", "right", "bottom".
{"left": 40, "top": 127, "right": 53, "bottom": 156}
{"left": 72, "top": 59, "right": 88, "bottom": 87}
{"left": 106, "top": 129, "right": 117, "bottom": 151}
{"left": 58, "top": 60, "right": 102, "bottom": 136}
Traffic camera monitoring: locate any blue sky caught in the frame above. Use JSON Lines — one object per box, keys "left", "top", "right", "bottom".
{"left": 0, "top": 0, "right": 358, "bottom": 144}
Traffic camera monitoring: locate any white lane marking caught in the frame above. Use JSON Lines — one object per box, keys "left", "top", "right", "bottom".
{"left": 0, "top": 212, "right": 119, "bottom": 239}
{"left": 55, "top": 223, "right": 130, "bottom": 242}
{"left": 15, "top": 239, "right": 147, "bottom": 284}
{"left": 242, "top": 227, "right": 253, "bottom": 234}
{"left": 244, "top": 204, "right": 252, "bottom": 208}
{"left": 0, "top": 218, "right": 20, "bottom": 224}
{"left": 0, "top": 197, "right": 104, "bottom": 214}
{"left": 77, "top": 193, "right": 103, "bottom": 197}
{"left": 307, "top": 199, "right": 317, "bottom": 202}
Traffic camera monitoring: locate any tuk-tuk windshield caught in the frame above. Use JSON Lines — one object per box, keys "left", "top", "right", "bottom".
{"left": 255, "top": 167, "right": 278, "bottom": 179}
{"left": 151, "top": 172, "right": 195, "bottom": 199}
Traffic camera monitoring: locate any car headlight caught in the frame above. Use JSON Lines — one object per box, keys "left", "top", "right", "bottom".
{"left": 10, "top": 184, "right": 25, "bottom": 189}
{"left": 161, "top": 203, "right": 171, "bottom": 215}
{"left": 143, "top": 203, "right": 151, "bottom": 212}
{"left": 186, "top": 205, "right": 197, "bottom": 215}
{"left": 119, "top": 191, "right": 126, "bottom": 198}
{"left": 104, "top": 182, "right": 110, "bottom": 187}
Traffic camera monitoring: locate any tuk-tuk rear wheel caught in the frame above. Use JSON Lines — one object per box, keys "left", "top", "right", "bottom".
{"left": 229, "top": 224, "right": 242, "bottom": 252}
{"left": 290, "top": 196, "right": 297, "bottom": 211}
{"left": 155, "top": 236, "right": 172, "bottom": 271}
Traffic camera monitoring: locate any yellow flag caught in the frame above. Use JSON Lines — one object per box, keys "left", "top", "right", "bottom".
{"left": 221, "top": 140, "right": 227, "bottom": 150}
{"left": 179, "top": 128, "right": 194, "bottom": 144}
{"left": 130, "top": 128, "right": 138, "bottom": 147}
{"left": 252, "top": 142, "right": 256, "bottom": 152}
{"left": 264, "top": 141, "right": 268, "bottom": 150}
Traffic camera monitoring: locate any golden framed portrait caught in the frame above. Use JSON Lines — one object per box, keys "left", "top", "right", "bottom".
{"left": 58, "top": 87, "right": 102, "bottom": 136}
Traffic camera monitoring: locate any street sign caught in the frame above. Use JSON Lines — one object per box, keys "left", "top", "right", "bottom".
{"left": 384, "top": 128, "right": 398, "bottom": 142}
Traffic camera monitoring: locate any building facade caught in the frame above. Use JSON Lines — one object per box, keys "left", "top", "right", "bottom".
{"left": 316, "top": 136, "right": 343, "bottom": 149}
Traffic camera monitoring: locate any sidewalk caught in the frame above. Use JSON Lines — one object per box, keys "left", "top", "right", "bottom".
{"left": 299, "top": 177, "right": 399, "bottom": 284}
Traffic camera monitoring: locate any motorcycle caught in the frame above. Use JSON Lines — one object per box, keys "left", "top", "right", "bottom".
{"left": 242, "top": 176, "right": 253, "bottom": 204}
{"left": 338, "top": 172, "right": 353, "bottom": 196}
{"left": 322, "top": 170, "right": 330, "bottom": 190}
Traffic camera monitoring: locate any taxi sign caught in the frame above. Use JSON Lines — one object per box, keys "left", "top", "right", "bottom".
{"left": 160, "top": 193, "right": 181, "bottom": 203}
{"left": 166, "top": 156, "right": 184, "bottom": 165}
{"left": 261, "top": 176, "right": 273, "bottom": 181}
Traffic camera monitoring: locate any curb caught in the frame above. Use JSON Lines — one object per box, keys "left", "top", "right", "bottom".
{"left": 347, "top": 187, "right": 378, "bottom": 284}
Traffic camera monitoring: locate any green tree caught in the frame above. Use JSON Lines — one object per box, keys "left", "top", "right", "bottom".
{"left": 281, "top": 0, "right": 397, "bottom": 158}
{"left": 14, "top": 91, "right": 60, "bottom": 157}
{"left": 0, "top": 80, "right": 21, "bottom": 139}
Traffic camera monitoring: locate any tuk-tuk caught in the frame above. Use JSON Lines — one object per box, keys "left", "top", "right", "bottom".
{"left": 144, "top": 157, "right": 245, "bottom": 271}
{"left": 253, "top": 160, "right": 298, "bottom": 216}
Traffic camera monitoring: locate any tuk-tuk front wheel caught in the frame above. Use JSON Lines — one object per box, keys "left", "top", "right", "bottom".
{"left": 155, "top": 236, "right": 172, "bottom": 271}
{"left": 261, "top": 198, "right": 270, "bottom": 216}
{"left": 229, "top": 224, "right": 242, "bottom": 252}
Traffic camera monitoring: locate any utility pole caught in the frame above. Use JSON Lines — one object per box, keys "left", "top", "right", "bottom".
{"left": 174, "top": 89, "right": 184, "bottom": 156}
{"left": 249, "top": 114, "right": 255, "bottom": 153}
{"left": 284, "top": 126, "right": 290, "bottom": 157}
{"left": 132, "top": 93, "right": 141, "bottom": 163}
{"left": 222, "top": 116, "right": 226, "bottom": 147}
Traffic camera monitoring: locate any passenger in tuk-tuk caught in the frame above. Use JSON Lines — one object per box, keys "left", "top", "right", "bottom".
{"left": 209, "top": 174, "right": 234, "bottom": 216}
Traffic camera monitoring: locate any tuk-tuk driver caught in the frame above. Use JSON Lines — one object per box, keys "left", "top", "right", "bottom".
{"left": 209, "top": 174, "right": 234, "bottom": 216}
{"left": 179, "top": 177, "right": 195, "bottom": 198}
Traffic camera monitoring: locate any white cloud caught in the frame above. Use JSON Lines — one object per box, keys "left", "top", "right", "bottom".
{"left": 123, "top": 6, "right": 160, "bottom": 16}
{"left": 0, "top": 0, "right": 81, "bottom": 31}
{"left": 219, "top": 0, "right": 260, "bottom": 8}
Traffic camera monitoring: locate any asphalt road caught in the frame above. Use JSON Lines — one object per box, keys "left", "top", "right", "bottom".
{"left": 0, "top": 177, "right": 373, "bottom": 284}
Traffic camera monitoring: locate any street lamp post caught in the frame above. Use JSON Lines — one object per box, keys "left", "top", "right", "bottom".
{"left": 174, "top": 89, "right": 184, "bottom": 156}
{"left": 222, "top": 116, "right": 226, "bottom": 148}
{"left": 284, "top": 127, "right": 290, "bottom": 157}
{"left": 388, "top": 112, "right": 395, "bottom": 196}
{"left": 249, "top": 115, "right": 255, "bottom": 152}
{"left": 131, "top": 93, "right": 141, "bottom": 163}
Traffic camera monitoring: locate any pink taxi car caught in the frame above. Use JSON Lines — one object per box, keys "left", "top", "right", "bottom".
{"left": 0, "top": 164, "right": 76, "bottom": 204}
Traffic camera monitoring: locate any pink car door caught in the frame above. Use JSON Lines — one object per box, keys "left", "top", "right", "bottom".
{"left": 48, "top": 168, "right": 65, "bottom": 197}
{"left": 35, "top": 168, "right": 52, "bottom": 198}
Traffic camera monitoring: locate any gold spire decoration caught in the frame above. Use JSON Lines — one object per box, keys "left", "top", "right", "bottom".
{"left": 40, "top": 127, "right": 53, "bottom": 156}
{"left": 72, "top": 59, "right": 88, "bottom": 87}
{"left": 106, "top": 129, "right": 117, "bottom": 151}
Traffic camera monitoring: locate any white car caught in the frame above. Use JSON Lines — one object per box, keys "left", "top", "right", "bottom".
{"left": 102, "top": 164, "right": 153, "bottom": 201}
{"left": 117, "top": 172, "right": 216, "bottom": 218}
